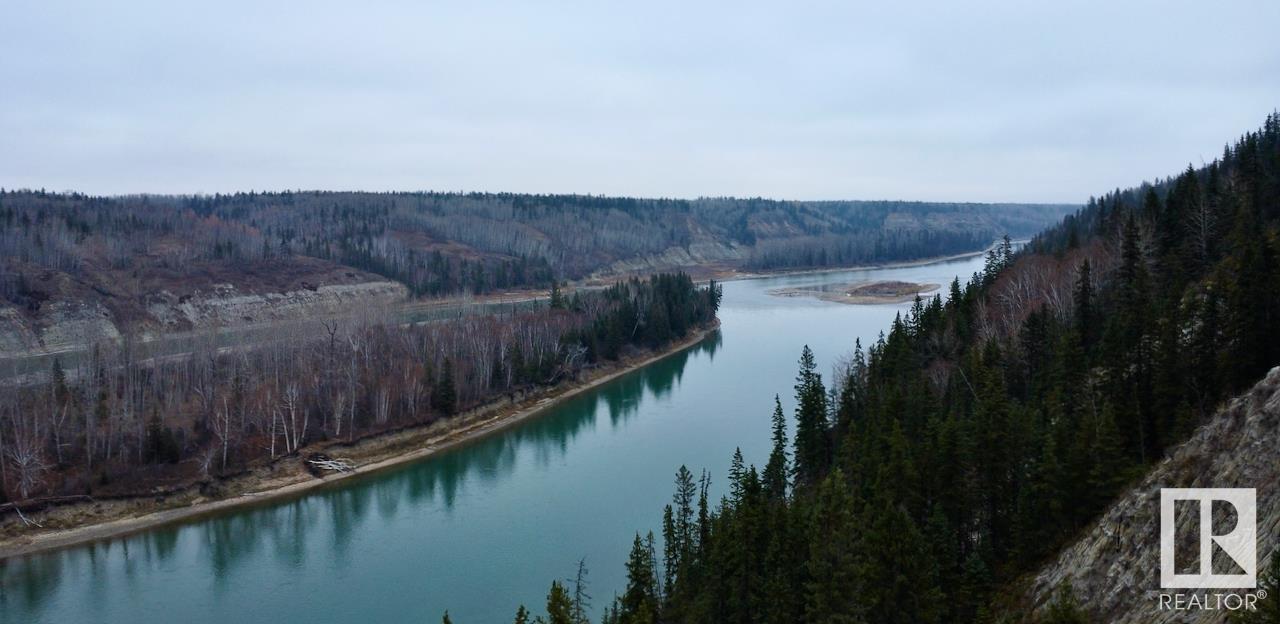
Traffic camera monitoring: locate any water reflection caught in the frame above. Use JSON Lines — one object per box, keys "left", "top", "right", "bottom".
{"left": 0, "top": 330, "right": 720, "bottom": 621}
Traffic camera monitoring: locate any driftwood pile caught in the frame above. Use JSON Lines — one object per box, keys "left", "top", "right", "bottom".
{"left": 304, "top": 453, "right": 356, "bottom": 477}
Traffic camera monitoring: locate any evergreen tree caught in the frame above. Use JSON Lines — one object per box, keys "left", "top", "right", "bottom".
{"left": 1086, "top": 404, "right": 1130, "bottom": 511}
{"left": 1039, "top": 584, "right": 1088, "bottom": 624}
{"left": 661, "top": 504, "right": 677, "bottom": 604}
{"left": 858, "top": 482, "right": 942, "bottom": 624}
{"left": 1073, "top": 260, "right": 1094, "bottom": 349}
{"left": 433, "top": 359, "right": 458, "bottom": 415}
{"left": 546, "top": 581, "right": 574, "bottom": 624}
{"left": 1106, "top": 215, "right": 1154, "bottom": 461}
{"left": 1220, "top": 203, "right": 1276, "bottom": 389}
{"left": 955, "top": 551, "right": 992, "bottom": 624}
{"left": 51, "top": 357, "right": 68, "bottom": 405}
{"left": 728, "top": 447, "right": 746, "bottom": 503}
{"left": 672, "top": 466, "right": 696, "bottom": 573}
{"left": 762, "top": 395, "right": 789, "bottom": 501}
{"left": 802, "top": 470, "right": 862, "bottom": 623}
{"left": 620, "top": 533, "right": 659, "bottom": 623}
{"left": 549, "top": 281, "right": 568, "bottom": 309}
{"left": 793, "top": 346, "right": 830, "bottom": 489}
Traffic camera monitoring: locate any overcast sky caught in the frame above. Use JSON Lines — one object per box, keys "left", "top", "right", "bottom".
{"left": 2, "top": 1, "right": 1278, "bottom": 203}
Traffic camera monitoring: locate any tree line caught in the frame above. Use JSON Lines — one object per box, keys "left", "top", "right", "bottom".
{"left": 0, "top": 190, "right": 1068, "bottom": 301}
{"left": 499, "top": 113, "right": 1280, "bottom": 623}
{"left": 0, "top": 273, "right": 720, "bottom": 503}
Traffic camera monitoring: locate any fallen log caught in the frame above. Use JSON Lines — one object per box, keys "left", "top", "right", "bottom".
{"left": 304, "top": 453, "right": 355, "bottom": 476}
{"left": 0, "top": 494, "right": 96, "bottom": 513}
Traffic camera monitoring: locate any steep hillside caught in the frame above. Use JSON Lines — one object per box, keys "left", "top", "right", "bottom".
{"left": 1023, "top": 366, "right": 1280, "bottom": 623}
{"left": 506, "top": 113, "right": 1280, "bottom": 624}
{"left": 0, "top": 255, "right": 407, "bottom": 358}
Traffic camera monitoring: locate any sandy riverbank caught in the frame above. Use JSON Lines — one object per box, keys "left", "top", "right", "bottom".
{"left": 769, "top": 280, "right": 941, "bottom": 305}
{"left": 0, "top": 322, "right": 719, "bottom": 560}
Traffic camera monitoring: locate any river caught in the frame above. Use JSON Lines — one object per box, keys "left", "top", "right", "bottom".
{"left": 0, "top": 252, "right": 989, "bottom": 624}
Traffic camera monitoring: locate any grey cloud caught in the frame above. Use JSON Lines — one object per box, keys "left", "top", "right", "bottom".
{"left": 2, "top": 0, "right": 1278, "bottom": 202}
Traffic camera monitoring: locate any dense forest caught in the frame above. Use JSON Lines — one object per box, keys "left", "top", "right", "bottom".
{"left": 0, "top": 273, "right": 720, "bottom": 503}
{"left": 496, "top": 115, "right": 1280, "bottom": 623}
{"left": 0, "top": 190, "right": 1068, "bottom": 301}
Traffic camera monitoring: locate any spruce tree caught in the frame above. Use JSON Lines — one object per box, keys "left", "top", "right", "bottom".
{"left": 51, "top": 357, "right": 68, "bottom": 405}
{"left": 859, "top": 486, "right": 942, "bottom": 624}
{"left": 661, "top": 504, "right": 677, "bottom": 603}
{"left": 793, "top": 346, "right": 830, "bottom": 489}
{"left": 1073, "top": 260, "right": 1094, "bottom": 349}
{"left": 1040, "top": 584, "right": 1088, "bottom": 624}
{"left": 762, "top": 396, "right": 789, "bottom": 501}
{"left": 546, "top": 581, "right": 574, "bottom": 624}
{"left": 728, "top": 447, "right": 746, "bottom": 504}
{"left": 549, "top": 281, "right": 567, "bottom": 309}
{"left": 433, "top": 359, "right": 458, "bottom": 415}
{"left": 672, "top": 466, "right": 696, "bottom": 572}
{"left": 803, "top": 470, "right": 862, "bottom": 623}
{"left": 1107, "top": 214, "right": 1154, "bottom": 461}
{"left": 621, "top": 533, "right": 658, "bottom": 622}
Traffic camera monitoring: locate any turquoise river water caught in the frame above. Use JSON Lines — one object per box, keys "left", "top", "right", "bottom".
{"left": 0, "top": 252, "right": 989, "bottom": 624}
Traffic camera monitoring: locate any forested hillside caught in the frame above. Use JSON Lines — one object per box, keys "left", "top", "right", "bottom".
{"left": 505, "top": 114, "right": 1280, "bottom": 623}
{"left": 1022, "top": 366, "right": 1280, "bottom": 624}
{"left": 0, "top": 190, "right": 1067, "bottom": 301}
{"left": 0, "top": 273, "right": 719, "bottom": 504}
{"left": 0, "top": 192, "right": 1066, "bottom": 367}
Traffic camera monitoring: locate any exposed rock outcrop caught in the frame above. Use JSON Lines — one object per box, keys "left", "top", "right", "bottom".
{"left": 595, "top": 241, "right": 748, "bottom": 278}
{"left": 1023, "top": 367, "right": 1280, "bottom": 623}
{"left": 0, "top": 306, "right": 40, "bottom": 354}
{"left": 0, "top": 281, "right": 407, "bottom": 360}
{"left": 143, "top": 281, "right": 408, "bottom": 331}
{"left": 0, "top": 301, "right": 123, "bottom": 358}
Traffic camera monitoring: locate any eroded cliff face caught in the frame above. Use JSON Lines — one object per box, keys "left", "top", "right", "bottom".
{"left": 142, "top": 281, "right": 408, "bottom": 332}
{"left": 0, "top": 280, "right": 407, "bottom": 359}
{"left": 1023, "top": 367, "right": 1280, "bottom": 623}
{"left": 0, "top": 301, "right": 123, "bottom": 357}
{"left": 0, "top": 253, "right": 415, "bottom": 362}
{"left": 595, "top": 241, "right": 748, "bottom": 278}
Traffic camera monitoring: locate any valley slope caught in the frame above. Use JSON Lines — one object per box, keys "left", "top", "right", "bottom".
{"left": 0, "top": 191, "right": 1070, "bottom": 366}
